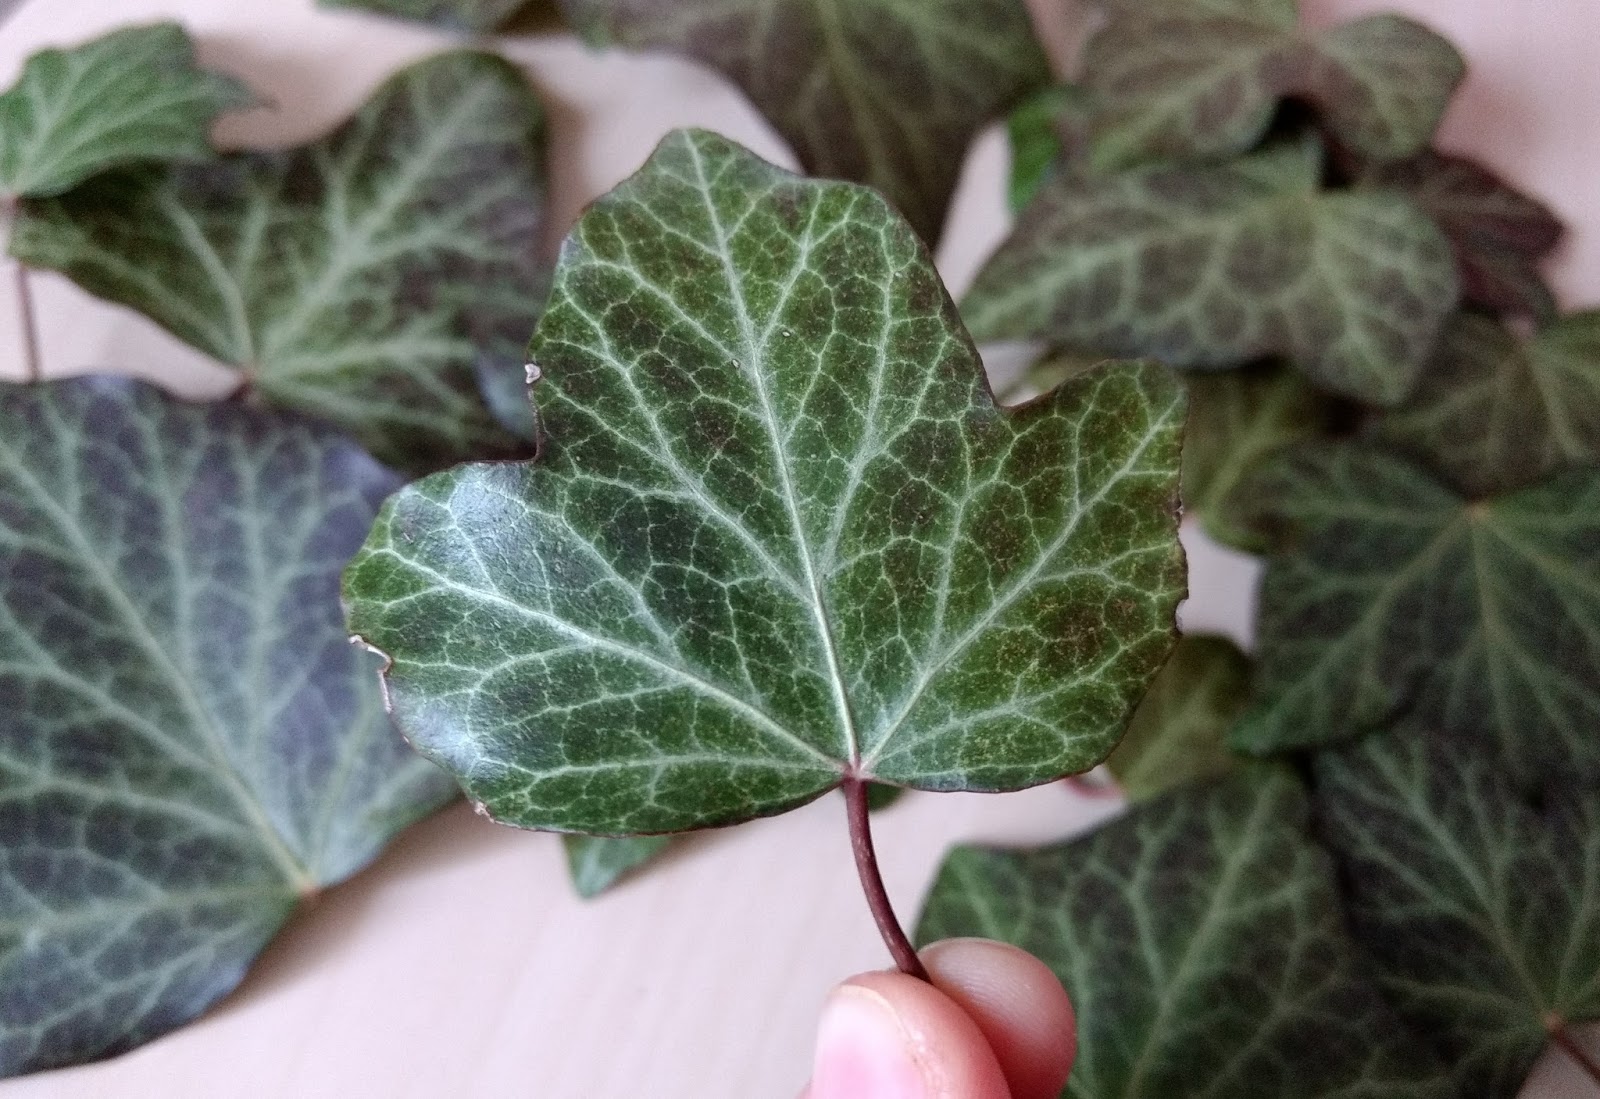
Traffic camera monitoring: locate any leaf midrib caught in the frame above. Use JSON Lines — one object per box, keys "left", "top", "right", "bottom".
{"left": 1351, "top": 751, "right": 1557, "bottom": 1019}
{"left": 0, "top": 432, "right": 315, "bottom": 892}
{"left": 257, "top": 77, "right": 501, "bottom": 370}
{"left": 683, "top": 136, "right": 865, "bottom": 770}
{"left": 1120, "top": 784, "right": 1281, "bottom": 1097}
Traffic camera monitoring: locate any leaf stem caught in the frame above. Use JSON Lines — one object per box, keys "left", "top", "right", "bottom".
{"left": 1548, "top": 1016, "right": 1600, "bottom": 1088}
{"left": 14, "top": 260, "right": 41, "bottom": 384}
{"left": 843, "top": 776, "right": 928, "bottom": 982}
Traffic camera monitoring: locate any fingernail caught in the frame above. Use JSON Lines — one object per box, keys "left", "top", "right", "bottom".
{"left": 810, "top": 985, "right": 932, "bottom": 1099}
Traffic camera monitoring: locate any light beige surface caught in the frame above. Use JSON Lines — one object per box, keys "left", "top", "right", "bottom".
{"left": 1, "top": 1, "right": 1597, "bottom": 1095}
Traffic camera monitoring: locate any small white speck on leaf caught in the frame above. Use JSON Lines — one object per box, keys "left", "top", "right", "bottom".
{"left": 524, "top": 362, "right": 542, "bottom": 384}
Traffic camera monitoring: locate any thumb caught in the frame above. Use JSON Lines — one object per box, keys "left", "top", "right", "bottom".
{"left": 804, "top": 939, "right": 1075, "bottom": 1099}
{"left": 807, "top": 970, "right": 1013, "bottom": 1098}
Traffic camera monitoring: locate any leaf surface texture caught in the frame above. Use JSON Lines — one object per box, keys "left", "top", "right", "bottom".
{"left": 558, "top": 0, "right": 1049, "bottom": 244}
{"left": 0, "top": 378, "right": 453, "bottom": 1077}
{"left": 1369, "top": 152, "right": 1564, "bottom": 320}
{"left": 1182, "top": 362, "right": 1338, "bottom": 553}
{"left": 0, "top": 23, "right": 248, "bottom": 200}
{"left": 1316, "top": 730, "right": 1600, "bottom": 1097}
{"left": 917, "top": 769, "right": 1452, "bottom": 1098}
{"left": 10, "top": 52, "right": 548, "bottom": 472}
{"left": 962, "top": 142, "right": 1459, "bottom": 405}
{"left": 1231, "top": 445, "right": 1600, "bottom": 787}
{"left": 343, "top": 130, "right": 1187, "bottom": 834}
{"left": 1083, "top": 2, "right": 1462, "bottom": 170}
{"left": 1106, "top": 635, "right": 1249, "bottom": 801}
{"left": 1374, "top": 312, "right": 1600, "bottom": 497}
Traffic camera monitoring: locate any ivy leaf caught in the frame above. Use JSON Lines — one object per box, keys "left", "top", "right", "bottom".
{"left": 1182, "top": 362, "right": 1340, "bottom": 553}
{"left": 1315, "top": 729, "right": 1600, "bottom": 1097}
{"left": 916, "top": 768, "right": 1453, "bottom": 1098}
{"left": 0, "top": 378, "right": 454, "bottom": 1077}
{"left": 1005, "top": 84, "right": 1092, "bottom": 214}
{"left": 1372, "top": 312, "right": 1600, "bottom": 498}
{"left": 0, "top": 23, "right": 250, "bottom": 201}
{"left": 557, "top": 0, "right": 1049, "bottom": 245}
{"left": 962, "top": 141, "right": 1460, "bottom": 405}
{"left": 9, "top": 52, "right": 547, "bottom": 473}
{"left": 1105, "top": 635, "right": 1250, "bottom": 801}
{"left": 864, "top": 782, "right": 904, "bottom": 812}
{"left": 563, "top": 835, "right": 673, "bottom": 898}
{"left": 343, "top": 129, "right": 1187, "bottom": 835}
{"left": 1082, "top": 3, "right": 1463, "bottom": 171}
{"left": 1230, "top": 444, "right": 1600, "bottom": 786}
{"left": 1369, "top": 152, "right": 1565, "bottom": 320}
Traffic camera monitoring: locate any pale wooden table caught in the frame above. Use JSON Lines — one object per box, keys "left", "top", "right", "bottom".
{"left": 1, "top": 1, "right": 1596, "bottom": 1095}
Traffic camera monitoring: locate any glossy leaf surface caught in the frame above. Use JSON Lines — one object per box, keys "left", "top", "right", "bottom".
{"left": 962, "top": 142, "right": 1459, "bottom": 405}
{"left": 558, "top": 0, "right": 1049, "bottom": 244}
{"left": 1374, "top": 311, "right": 1600, "bottom": 497}
{"left": 344, "top": 130, "right": 1187, "bottom": 835}
{"left": 1182, "top": 362, "right": 1338, "bottom": 553}
{"left": 917, "top": 769, "right": 1452, "bottom": 1098}
{"left": 1106, "top": 635, "right": 1249, "bottom": 801}
{"left": 0, "top": 378, "right": 453, "bottom": 1077}
{"left": 10, "top": 52, "right": 547, "bottom": 472}
{"left": 1316, "top": 729, "right": 1600, "bottom": 1097}
{"left": 1084, "top": 4, "right": 1462, "bottom": 170}
{"left": 1371, "top": 151, "right": 1564, "bottom": 320}
{"left": 1231, "top": 445, "right": 1600, "bottom": 786}
{"left": 0, "top": 23, "right": 249, "bottom": 200}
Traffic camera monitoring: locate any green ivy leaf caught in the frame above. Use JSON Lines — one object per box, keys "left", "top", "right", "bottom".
{"left": 1105, "top": 635, "right": 1250, "bottom": 801}
{"left": 564, "top": 835, "right": 673, "bottom": 898}
{"left": 1183, "top": 361, "right": 1340, "bottom": 553}
{"left": 557, "top": 0, "right": 1049, "bottom": 245}
{"left": 0, "top": 23, "right": 250, "bottom": 201}
{"left": 9, "top": 52, "right": 547, "bottom": 473}
{"left": 343, "top": 129, "right": 1186, "bottom": 835}
{"left": 1083, "top": 3, "right": 1463, "bottom": 171}
{"left": 0, "top": 378, "right": 453, "bottom": 1077}
{"left": 1005, "top": 84, "right": 1092, "bottom": 214}
{"left": 1230, "top": 444, "right": 1600, "bottom": 786}
{"left": 1369, "top": 151, "right": 1564, "bottom": 320}
{"left": 916, "top": 768, "right": 1453, "bottom": 1098}
{"left": 1315, "top": 729, "right": 1600, "bottom": 1097}
{"left": 962, "top": 141, "right": 1459, "bottom": 405}
{"left": 864, "top": 782, "right": 904, "bottom": 812}
{"left": 1372, "top": 312, "right": 1600, "bottom": 498}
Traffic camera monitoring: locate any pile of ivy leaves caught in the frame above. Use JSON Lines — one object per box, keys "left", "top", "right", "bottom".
{"left": 918, "top": 1, "right": 1600, "bottom": 1096}
{"left": 0, "top": 1, "right": 1594, "bottom": 1096}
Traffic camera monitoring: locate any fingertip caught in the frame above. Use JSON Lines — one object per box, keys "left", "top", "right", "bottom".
{"left": 809, "top": 970, "right": 1012, "bottom": 1098}
{"left": 921, "top": 939, "right": 1076, "bottom": 1099}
